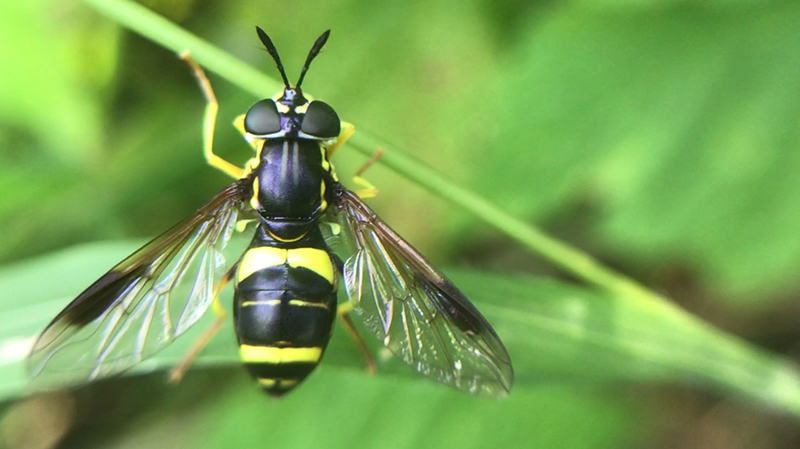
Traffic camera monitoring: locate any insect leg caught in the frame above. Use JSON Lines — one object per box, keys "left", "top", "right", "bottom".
{"left": 167, "top": 260, "right": 239, "bottom": 384}
{"left": 352, "top": 147, "right": 385, "bottom": 199}
{"left": 326, "top": 121, "right": 355, "bottom": 158}
{"left": 181, "top": 52, "right": 244, "bottom": 180}
{"left": 337, "top": 301, "right": 377, "bottom": 374}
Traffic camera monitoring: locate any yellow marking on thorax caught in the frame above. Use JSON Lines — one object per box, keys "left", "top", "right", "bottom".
{"left": 323, "top": 150, "right": 340, "bottom": 180}
{"left": 287, "top": 247, "right": 334, "bottom": 284}
{"left": 249, "top": 177, "right": 260, "bottom": 211}
{"left": 267, "top": 230, "right": 307, "bottom": 243}
{"left": 319, "top": 182, "right": 328, "bottom": 213}
{"left": 240, "top": 345, "right": 323, "bottom": 364}
{"left": 320, "top": 146, "right": 331, "bottom": 172}
{"left": 241, "top": 142, "right": 264, "bottom": 179}
{"left": 241, "top": 162, "right": 254, "bottom": 179}
{"left": 279, "top": 141, "right": 289, "bottom": 181}
{"left": 320, "top": 143, "right": 340, "bottom": 182}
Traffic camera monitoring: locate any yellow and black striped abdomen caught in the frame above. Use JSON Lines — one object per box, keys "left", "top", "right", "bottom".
{"left": 234, "top": 227, "right": 337, "bottom": 396}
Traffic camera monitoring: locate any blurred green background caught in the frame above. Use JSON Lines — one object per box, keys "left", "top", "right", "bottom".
{"left": 2, "top": 0, "right": 800, "bottom": 447}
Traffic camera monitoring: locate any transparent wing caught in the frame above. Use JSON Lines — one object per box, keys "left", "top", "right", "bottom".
{"left": 330, "top": 189, "right": 513, "bottom": 398}
{"left": 28, "top": 181, "right": 249, "bottom": 386}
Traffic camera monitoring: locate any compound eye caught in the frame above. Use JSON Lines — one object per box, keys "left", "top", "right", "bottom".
{"left": 244, "top": 99, "right": 282, "bottom": 135}
{"left": 300, "top": 101, "right": 340, "bottom": 138}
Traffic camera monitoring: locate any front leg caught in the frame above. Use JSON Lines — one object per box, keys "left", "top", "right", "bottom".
{"left": 182, "top": 52, "right": 244, "bottom": 180}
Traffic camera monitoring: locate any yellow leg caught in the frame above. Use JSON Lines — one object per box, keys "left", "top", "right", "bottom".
{"left": 338, "top": 302, "right": 377, "bottom": 374}
{"left": 181, "top": 52, "right": 244, "bottom": 180}
{"left": 327, "top": 122, "right": 355, "bottom": 158}
{"left": 168, "top": 261, "right": 238, "bottom": 384}
{"left": 352, "top": 147, "right": 385, "bottom": 199}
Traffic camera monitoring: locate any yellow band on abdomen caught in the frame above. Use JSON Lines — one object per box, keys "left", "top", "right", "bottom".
{"left": 257, "top": 378, "right": 277, "bottom": 387}
{"left": 240, "top": 345, "right": 323, "bottom": 364}
{"left": 286, "top": 247, "right": 334, "bottom": 284}
{"left": 237, "top": 247, "right": 287, "bottom": 282}
{"left": 237, "top": 247, "right": 334, "bottom": 285}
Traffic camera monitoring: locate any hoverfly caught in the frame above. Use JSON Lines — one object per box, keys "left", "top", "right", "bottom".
{"left": 27, "top": 28, "right": 514, "bottom": 398}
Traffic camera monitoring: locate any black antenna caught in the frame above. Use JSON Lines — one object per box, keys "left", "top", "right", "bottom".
{"left": 296, "top": 30, "right": 331, "bottom": 89}
{"left": 255, "top": 26, "right": 290, "bottom": 88}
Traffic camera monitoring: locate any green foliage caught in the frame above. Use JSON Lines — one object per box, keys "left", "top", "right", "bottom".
{"left": 0, "top": 243, "right": 649, "bottom": 448}
{"left": 488, "top": 4, "right": 800, "bottom": 300}
{"left": 1, "top": 0, "right": 800, "bottom": 447}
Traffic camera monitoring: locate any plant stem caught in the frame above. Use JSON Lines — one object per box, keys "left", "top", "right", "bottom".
{"left": 73, "top": 0, "right": 800, "bottom": 418}
{"left": 80, "top": 0, "right": 654, "bottom": 304}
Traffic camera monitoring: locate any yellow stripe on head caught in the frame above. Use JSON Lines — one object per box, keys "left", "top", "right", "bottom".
{"left": 294, "top": 103, "right": 310, "bottom": 114}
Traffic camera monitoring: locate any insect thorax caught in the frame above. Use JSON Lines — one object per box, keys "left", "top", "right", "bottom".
{"left": 249, "top": 138, "right": 333, "bottom": 241}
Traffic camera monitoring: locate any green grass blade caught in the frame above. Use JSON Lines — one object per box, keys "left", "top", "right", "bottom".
{"left": 1, "top": 243, "right": 799, "bottom": 418}
{"left": 76, "top": 0, "right": 653, "bottom": 306}
{"left": 0, "top": 0, "right": 785, "bottom": 419}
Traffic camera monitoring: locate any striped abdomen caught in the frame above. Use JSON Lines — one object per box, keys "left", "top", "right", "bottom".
{"left": 234, "top": 227, "right": 337, "bottom": 396}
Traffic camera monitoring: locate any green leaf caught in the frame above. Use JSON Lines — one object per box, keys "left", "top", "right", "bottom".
{"left": 490, "top": 4, "right": 800, "bottom": 301}
{"left": 2, "top": 242, "right": 800, "bottom": 418}
{"left": 0, "top": 0, "right": 117, "bottom": 163}
{"left": 12, "top": 369, "right": 639, "bottom": 449}
{"left": 188, "top": 371, "right": 638, "bottom": 449}
{"left": 1, "top": 3, "right": 797, "bottom": 447}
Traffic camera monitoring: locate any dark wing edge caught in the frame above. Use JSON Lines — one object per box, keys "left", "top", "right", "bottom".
{"left": 330, "top": 188, "right": 514, "bottom": 398}
{"left": 27, "top": 180, "right": 250, "bottom": 387}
